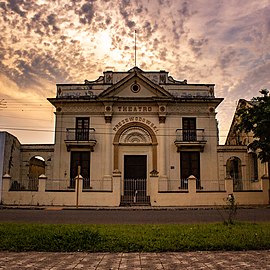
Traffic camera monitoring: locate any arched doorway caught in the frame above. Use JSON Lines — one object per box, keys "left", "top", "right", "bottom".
{"left": 226, "top": 156, "right": 242, "bottom": 191}
{"left": 29, "top": 156, "right": 45, "bottom": 190}
{"left": 113, "top": 122, "right": 158, "bottom": 205}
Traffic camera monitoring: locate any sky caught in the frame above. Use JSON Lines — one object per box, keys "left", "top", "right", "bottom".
{"left": 0, "top": 0, "right": 270, "bottom": 144}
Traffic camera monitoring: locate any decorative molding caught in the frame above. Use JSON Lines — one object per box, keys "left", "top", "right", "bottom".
{"left": 119, "top": 127, "right": 152, "bottom": 144}
{"left": 150, "top": 169, "right": 159, "bottom": 177}
{"left": 61, "top": 104, "right": 103, "bottom": 113}
{"left": 169, "top": 105, "right": 208, "bottom": 114}
{"left": 159, "top": 116, "right": 166, "bottom": 124}
{"left": 104, "top": 116, "right": 112, "bottom": 123}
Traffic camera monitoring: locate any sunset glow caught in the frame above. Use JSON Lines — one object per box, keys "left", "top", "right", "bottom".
{"left": 0, "top": 0, "right": 269, "bottom": 144}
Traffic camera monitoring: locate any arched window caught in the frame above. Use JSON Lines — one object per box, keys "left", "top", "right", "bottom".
{"left": 226, "top": 156, "right": 242, "bottom": 191}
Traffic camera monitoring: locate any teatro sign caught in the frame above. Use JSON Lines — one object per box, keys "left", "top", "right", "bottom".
{"left": 113, "top": 117, "right": 158, "bottom": 133}
{"left": 117, "top": 106, "right": 152, "bottom": 112}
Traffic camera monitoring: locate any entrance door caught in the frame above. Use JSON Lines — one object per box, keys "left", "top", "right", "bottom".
{"left": 180, "top": 151, "right": 200, "bottom": 189}
{"left": 123, "top": 155, "right": 147, "bottom": 203}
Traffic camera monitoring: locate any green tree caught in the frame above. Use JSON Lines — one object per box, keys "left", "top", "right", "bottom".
{"left": 236, "top": 89, "right": 270, "bottom": 174}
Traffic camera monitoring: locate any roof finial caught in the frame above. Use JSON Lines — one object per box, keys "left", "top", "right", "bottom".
{"left": 134, "top": 30, "right": 137, "bottom": 67}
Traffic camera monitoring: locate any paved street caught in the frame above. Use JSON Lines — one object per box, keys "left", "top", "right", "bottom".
{"left": 0, "top": 250, "right": 269, "bottom": 269}
{"left": 0, "top": 207, "right": 269, "bottom": 224}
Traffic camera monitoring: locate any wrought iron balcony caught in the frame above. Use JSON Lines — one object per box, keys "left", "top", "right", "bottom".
{"left": 174, "top": 129, "right": 206, "bottom": 152}
{"left": 65, "top": 128, "right": 96, "bottom": 151}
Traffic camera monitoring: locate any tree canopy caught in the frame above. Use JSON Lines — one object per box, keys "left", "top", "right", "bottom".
{"left": 236, "top": 89, "right": 270, "bottom": 164}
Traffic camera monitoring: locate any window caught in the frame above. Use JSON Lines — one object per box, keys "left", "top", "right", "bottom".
{"left": 76, "top": 117, "right": 89, "bottom": 141}
{"left": 183, "top": 118, "right": 197, "bottom": 141}
{"left": 249, "top": 153, "right": 258, "bottom": 181}
{"left": 180, "top": 151, "right": 200, "bottom": 188}
{"left": 70, "top": 151, "right": 90, "bottom": 189}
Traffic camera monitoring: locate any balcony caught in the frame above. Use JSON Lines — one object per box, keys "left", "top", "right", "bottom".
{"left": 65, "top": 128, "right": 97, "bottom": 152}
{"left": 174, "top": 129, "right": 206, "bottom": 152}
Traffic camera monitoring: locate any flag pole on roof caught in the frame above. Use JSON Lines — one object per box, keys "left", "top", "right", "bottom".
{"left": 134, "top": 30, "right": 137, "bottom": 67}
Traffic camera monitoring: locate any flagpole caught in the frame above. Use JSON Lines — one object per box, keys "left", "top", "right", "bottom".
{"left": 135, "top": 30, "right": 137, "bottom": 67}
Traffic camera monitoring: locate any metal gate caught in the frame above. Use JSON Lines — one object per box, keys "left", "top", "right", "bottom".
{"left": 121, "top": 155, "right": 150, "bottom": 205}
{"left": 121, "top": 178, "right": 149, "bottom": 204}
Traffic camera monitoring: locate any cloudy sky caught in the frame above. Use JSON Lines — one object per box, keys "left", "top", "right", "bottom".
{"left": 0, "top": 0, "right": 269, "bottom": 144}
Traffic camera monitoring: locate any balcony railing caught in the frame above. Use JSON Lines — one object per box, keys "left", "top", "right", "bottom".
{"left": 66, "top": 128, "right": 96, "bottom": 141}
{"left": 65, "top": 128, "right": 96, "bottom": 151}
{"left": 175, "top": 129, "right": 206, "bottom": 152}
{"left": 175, "top": 129, "right": 205, "bottom": 142}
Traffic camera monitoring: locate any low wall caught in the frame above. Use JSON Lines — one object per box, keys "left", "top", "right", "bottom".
{"left": 1, "top": 174, "right": 121, "bottom": 207}
{"left": 149, "top": 175, "right": 269, "bottom": 206}
{"left": 1, "top": 174, "right": 269, "bottom": 207}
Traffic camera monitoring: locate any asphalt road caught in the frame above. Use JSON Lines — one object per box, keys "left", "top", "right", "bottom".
{"left": 0, "top": 207, "right": 269, "bottom": 224}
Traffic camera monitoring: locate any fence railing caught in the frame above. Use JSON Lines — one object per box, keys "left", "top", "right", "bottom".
{"left": 46, "top": 178, "right": 73, "bottom": 191}
{"left": 9, "top": 178, "right": 38, "bottom": 191}
{"left": 197, "top": 179, "right": 225, "bottom": 191}
{"left": 159, "top": 179, "right": 188, "bottom": 192}
{"left": 159, "top": 179, "right": 227, "bottom": 192}
{"left": 45, "top": 178, "right": 112, "bottom": 191}
{"left": 233, "top": 179, "right": 261, "bottom": 191}
{"left": 83, "top": 179, "right": 112, "bottom": 191}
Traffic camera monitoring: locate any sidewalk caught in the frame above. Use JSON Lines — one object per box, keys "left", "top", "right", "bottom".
{"left": 0, "top": 250, "right": 269, "bottom": 269}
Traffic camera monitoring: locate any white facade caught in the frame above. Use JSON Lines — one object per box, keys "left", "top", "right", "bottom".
{"left": 0, "top": 67, "right": 269, "bottom": 206}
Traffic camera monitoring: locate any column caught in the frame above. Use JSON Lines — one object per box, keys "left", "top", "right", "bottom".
{"left": 159, "top": 116, "right": 167, "bottom": 180}
{"left": 103, "top": 120, "right": 112, "bottom": 180}
{"left": 103, "top": 104, "right": 113, "bottom": 181}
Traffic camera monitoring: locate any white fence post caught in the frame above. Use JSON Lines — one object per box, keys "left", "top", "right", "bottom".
{"left": 261, "top": 175, "right": 270, "bottom": 204}
{"left": 225, "top": 176, "right": 233, "bottom": 194}
{"left": 112, "top": 170, "right": 121, "bottom": 206}
{"left": 38, "top": 174, "right": 47, "bottom": 192}
{"left": 2, "top": 174, "right": 11, "bottom": 202}
{"left": 188, "top": 175, "right": 197, "bottom": 194}
{"left": 75, "top": 174, "right": 83, "bottom": 208}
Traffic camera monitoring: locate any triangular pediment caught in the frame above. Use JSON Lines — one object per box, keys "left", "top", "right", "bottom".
{"left": 98, "top": 71, "right": 173, "bottom": 98}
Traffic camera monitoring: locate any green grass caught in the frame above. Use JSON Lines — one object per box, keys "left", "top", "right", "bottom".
{"left": 1, "top": 222, "right": 270, "bottom": 252}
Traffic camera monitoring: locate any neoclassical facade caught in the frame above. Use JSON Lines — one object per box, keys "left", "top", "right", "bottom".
{"left": 0, "top": 67, "right": 269, "bottom": 206}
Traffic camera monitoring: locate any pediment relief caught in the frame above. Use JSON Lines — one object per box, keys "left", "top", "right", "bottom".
{"left": 99, "top": 72, "right": 172, "bottom": 99}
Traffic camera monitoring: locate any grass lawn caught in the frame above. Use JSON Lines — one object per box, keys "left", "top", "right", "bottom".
{"left": 1, "top": 222, "right": 270, "bottom": 252}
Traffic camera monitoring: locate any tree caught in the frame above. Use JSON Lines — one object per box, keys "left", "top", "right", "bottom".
{"left": 236, "top": 89, "right": 270, "bottom": 174}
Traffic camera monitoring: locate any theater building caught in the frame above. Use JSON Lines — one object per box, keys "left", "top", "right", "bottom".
{"left": 0, "top": 67, "right": 269, "bottom": 206}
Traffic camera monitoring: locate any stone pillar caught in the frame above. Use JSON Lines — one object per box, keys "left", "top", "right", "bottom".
{"left": 1, "top": 174, "right": 11, "bottom": 205}
{"left": 112, "top": 170, "right": 121, "bottom": 206}
{"left": 261, "top": 175, "right": 270, "bottom": 204}
{"left": 149, "top": 174, "right": 159, "bottom": 206}
{"left": 188, "top": 175, "right": 197, "bottom": 194}
{"left": 225, "top": 176, "right": 233, "bottom": 194}
{"left": 38, "top": 174, "right": 47, "bottom": 192}
{"left": 75, "top": 174, "right": 83, "bottom": 207}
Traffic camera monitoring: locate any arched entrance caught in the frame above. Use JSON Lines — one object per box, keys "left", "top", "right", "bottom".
{"left": 29, "top": 156, "right": 45, "bottom": 190}
{"left": 113, "top": 122, "right": 158, "bottom": 205}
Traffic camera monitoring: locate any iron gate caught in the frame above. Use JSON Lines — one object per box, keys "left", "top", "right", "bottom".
{"left": 121, "top": 178, "right": 150, "bottom": 205}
